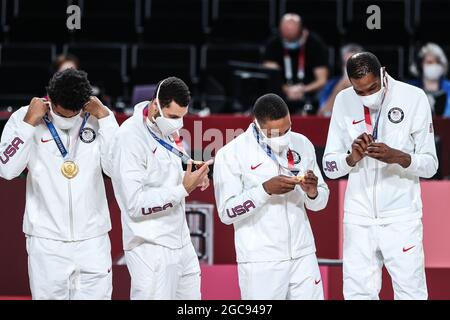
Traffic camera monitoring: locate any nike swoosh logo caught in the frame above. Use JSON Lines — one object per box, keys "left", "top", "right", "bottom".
{"left": 315, "top": 280, "right": 322, "bottom": 285}
{"left": 251, "top": 163, "right": 263, "bottom": 170}
{"left": 41, "top": 138, "right": 54, "bottom": 143}
{"left": 352, "top": 119, "right": 365, "bottom": 125}
{"left": 403, "top": 246, "right": 416, "bottom": 253}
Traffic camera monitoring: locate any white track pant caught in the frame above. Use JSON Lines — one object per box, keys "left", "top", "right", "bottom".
{"left": 343, "top": 218, "right": 427, "bottom": 300}
{"left": 26, "top": 234, "right": 112, "bottom": 300}
{"left": 125, "top": 243, "right": 201, "bottom": 300}
{"left": 238, "top": 253, "right": 324, "bottom": 300}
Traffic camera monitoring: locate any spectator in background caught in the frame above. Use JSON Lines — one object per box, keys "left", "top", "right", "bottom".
{"left": 51, "top": 54, "right": 112, "bottom": 108}
{"left": 263, "top": 13, "right": 329, "bottom": 114}
{"left": 410, "top": 43, "right": 450, "bottom": 117}
{"left": 318, "top": 44, "right": 364, "bottom": 117}
{"left": 52, "top": 54, "right": 80, "bottom": 73}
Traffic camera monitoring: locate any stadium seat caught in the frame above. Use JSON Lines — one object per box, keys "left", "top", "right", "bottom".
{"left": 63, "top": 43, "right": 128, "bottom": 98}
{"left": 200, "top": 43, "right": 263, "bottom": 112}
{"left": 200, "top": 43, "right": 263, "bottom": 91}
{"left": 130, "top": 84, "right": 157, "bottom": 107}
{"left": 343, "top": 0, "right": 414, "bottom": 47}
{"left": 207, "top": 0, "right": 276, "bottom": 42}
{"left": 414, "top": 0, "right": 450, "bottom": 44}
{"left": 142, "top": 0, "right": 207, "bottom": 44}
{"left": 0, "top": 43, "right": 56, "bottom": 65}
{"left": 6, "top": 0, "right": 74, "bottom": 43}
{"left": 74, "top": 0, "right": 142, "bottom": 42}
{"left": 130, "top": 44, "right": 196, "bottom": 88}
{"left": 0, "top": 63, "right": 51, "bottom": 96}
{"left": 365, "top": 45, "right": 405, "bottom": 80}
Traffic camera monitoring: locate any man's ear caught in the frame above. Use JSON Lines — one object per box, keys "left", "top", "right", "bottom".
{"left": 148, "top": 100, "right": 160, "bottom": 118}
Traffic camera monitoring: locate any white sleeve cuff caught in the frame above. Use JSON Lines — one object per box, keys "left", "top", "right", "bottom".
{"left": 403, "top": 153, "right": 418, "bottom": 174}
{"left": 252, "top": 183, "right": 271, "bottom": 205}
{"left": 19, "top": 120, "right": 37, "bottom": 140}
{"left": 338, "top": 153, "right": 354, "bottom": 175}
{"left": 173, "top": 184, "right": 189, "bottom": 202}
{"left": 98, "top": 112, "right": 118, "bottom": 129}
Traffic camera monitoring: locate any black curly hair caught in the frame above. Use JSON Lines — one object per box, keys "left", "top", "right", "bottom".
{"left": 153, "top": 77, "right": 191, "bottom": 108}
{"left": 47, "top": 69, "right": 93, "bottom": 112}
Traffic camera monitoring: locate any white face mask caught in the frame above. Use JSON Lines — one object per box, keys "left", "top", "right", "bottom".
{"left": 423, "top": 63, "right": 444, "bottom": 81}
{"left": 358, "top": 67, "right": 387, "bottom": 110}
{"left": 154, "top": 103, "right": 184, "bottom": 137}
{"left": 255, "top": 120, "right": 291, "bottom": 154}
{"left": 359, "top": 87, "right": 384, "bottom": 110}
{"left": 152, "top": 80, "right": 185, "bottom": 137}
{"left": 50, "top": 108, "right": 81, "bottom": 130}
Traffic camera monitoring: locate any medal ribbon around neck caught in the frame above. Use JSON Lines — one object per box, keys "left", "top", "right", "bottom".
{"left": 43, "top": 112, "right": 90, "bottom": 179}
{"left": 252, "top": 123, "right": 296, "bottom": 176}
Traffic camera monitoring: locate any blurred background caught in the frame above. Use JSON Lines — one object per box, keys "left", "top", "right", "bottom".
{"left": 0, "top": 0, "right": 450, "bottom": 300}
{"left": 1, "top": 0, "right": 450, "bottom": 116}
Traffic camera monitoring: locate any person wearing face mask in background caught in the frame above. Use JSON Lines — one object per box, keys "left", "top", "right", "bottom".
{"left": 109, "top": 77, "right": 211, "bottom": 300}
{"left": 323, "top": 52, "right": 438, "bottom": 300}
{"left": 0, "top": 68, "right": 119, "bottom": 299}
{"left": 409, "top": 43, "right": 450, "bottom": 118}
{"left": 263, "top": 13, "right": 329, "bottom": 114}
{"left": 213, "top": 93, "right": 329, "bottom": 300}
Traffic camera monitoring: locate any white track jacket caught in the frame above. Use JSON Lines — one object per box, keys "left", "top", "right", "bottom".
{"left": 323, "top": 74, "right": 438, "bottom": 225}
{"left": 214, "top": 124, "right": 329, "bottom": 263}
{"left": 109, "top": 102, "right": 191, "bottom": 251}
{"left": 0, "top": 106, "right": 118, "bottom": 241}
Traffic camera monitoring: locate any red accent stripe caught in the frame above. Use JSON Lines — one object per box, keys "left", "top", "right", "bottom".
{"left": 143, "top": 106, "right": 149, "bottom": 118}
{"left": 287, "top": 149, "right": 295, "bottom": 170}
{"left": 364, "top": 106, "right": 373, "bottom": 134}
{"left": 298, "top": 46, "right": 305, "bottom": 77}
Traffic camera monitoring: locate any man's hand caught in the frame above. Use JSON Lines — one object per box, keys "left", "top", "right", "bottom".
{"left": 283, "top": 84, "right": 305, "bottom": 100}
{"left": 346, "top": 133, "right": 373, "bottom": 167}
{"left": 183, "top": 160, "right": 210, "bottom": 194}
{"left": 199, "top": 175, "right": 210, "bottom": 192}
{"left": 24, "top": 97, "right": 50, "bottom": 126}
{"left": 298, "top": 170, "right": 319, "bottom": 199}
{"left": 194, "top": 159, "right": 213, "bottom": 192}
{"left": 263, "top": 175, "right": 297, "bottom": 195}
{"left": 367, "top": 142, "right": 411, "bottom": 168}
{"left": 83, "top": 96, "right": 110, "bottom": 119}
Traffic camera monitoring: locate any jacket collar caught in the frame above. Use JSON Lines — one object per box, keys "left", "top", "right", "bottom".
{"left": 382, "top": 73, "right": 396, "bottom": 107}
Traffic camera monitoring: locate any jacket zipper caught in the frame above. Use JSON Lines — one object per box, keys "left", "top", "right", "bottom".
{"left": 285, "top": 199, "right": 292, "bottom": 258}
{"left": 65, "top": 130, "right": 74, "bottom": 240}
{"left": 279, "top": 165, "right": 292, "bottom": 258}
{"left": 373, "top": 155, "right": 379, "bottom": 219}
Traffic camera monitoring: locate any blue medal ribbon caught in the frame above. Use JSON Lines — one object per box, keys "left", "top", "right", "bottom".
{"left": 252, "top": 123, "right": 278, "bottom": 164}
{"left": 43, "top": 112, "right": 90, "bottom": 160}
{"left": 144, "top": 122, "right": 191, "bottom": 164}
{"left": 252, "top": 123, "right": 297, "bottom": 175}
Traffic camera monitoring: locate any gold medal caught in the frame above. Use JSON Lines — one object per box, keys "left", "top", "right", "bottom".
{"left": 193, "top": 160, "right": 205, "bottom": 170}
{"left": 61, "top": 160, "right": 79, "bottom": 179}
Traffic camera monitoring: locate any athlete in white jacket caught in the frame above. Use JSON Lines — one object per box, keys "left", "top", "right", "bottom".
{"left": 109, "top": 77, "right": 210, "bottom": 300}
{"left": 323, "top": 52, "right": 438, "bottom": 300}
{"left": 0, "top": 69, "right": 119, "bottom": 299}
{"left": 214, "top": 94, "right": 329, "bottom": 300}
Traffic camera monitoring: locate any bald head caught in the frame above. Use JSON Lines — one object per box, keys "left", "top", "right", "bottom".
{"left": 279, "top": 13, "right": 302, "bottom": 42}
